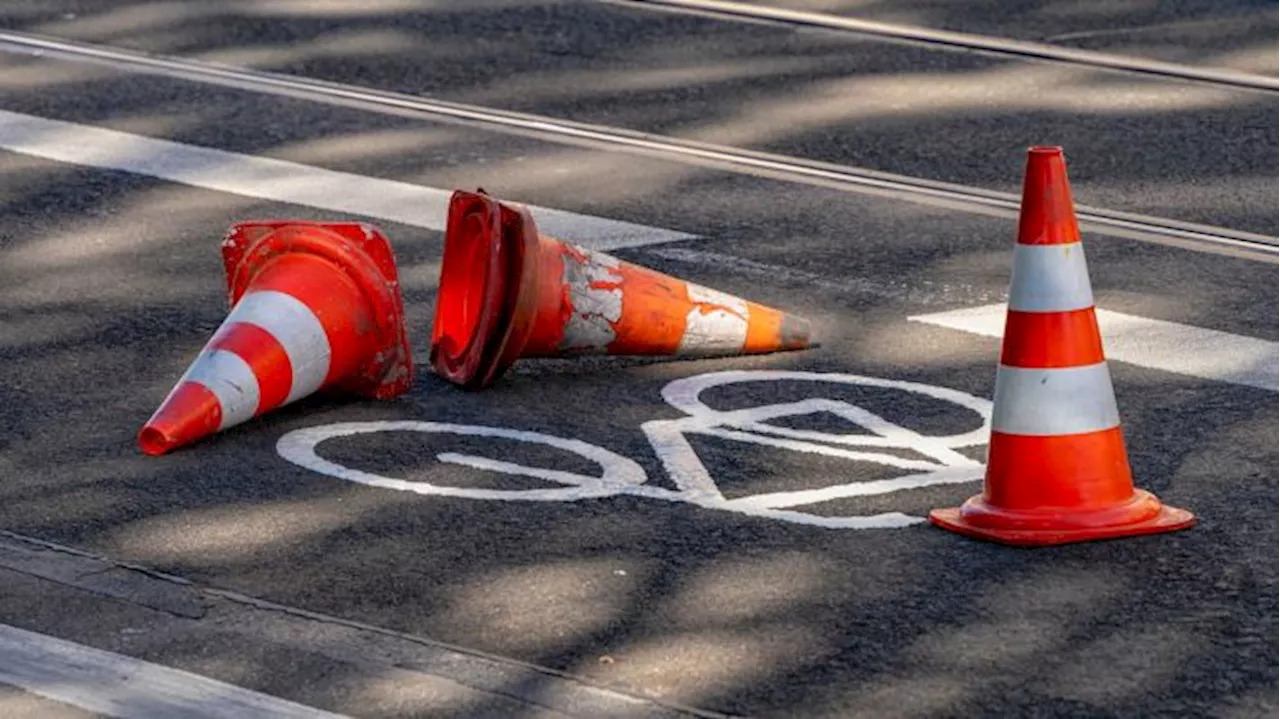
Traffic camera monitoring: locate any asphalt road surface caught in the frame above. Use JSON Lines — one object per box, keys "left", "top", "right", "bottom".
{"left": 0, "top": 2, "right": 1276, "bottom": 718}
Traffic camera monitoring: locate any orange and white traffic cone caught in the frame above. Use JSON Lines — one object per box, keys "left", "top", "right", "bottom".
{"left": 430, "top": 190, "right": 811, "bottom": 389}
{"left": 138, "top": 221, "right": 413, "bottom": 455}
{"left": 928, "top": 146, "right": 1195, "bottom": 546}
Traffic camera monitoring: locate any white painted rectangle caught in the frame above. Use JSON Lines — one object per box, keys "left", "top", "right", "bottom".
{"left": 0, "top": 622, "right": 347, "bottom": 719}
{"left": 0, "top": 109, "right": 693, "bottom": 251}
{"left": 910, "top": 303, "right": 1279, "bottom": 392}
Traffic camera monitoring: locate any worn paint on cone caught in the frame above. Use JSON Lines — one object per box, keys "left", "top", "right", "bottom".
{"left": 928, "top": 147, "right": 1195, "bottom": 546}
{"left": 138, "top": 221, "right": 412, "bottom": 455}
{"left": 430, "top": 190, "right": 811, "bottom": 388}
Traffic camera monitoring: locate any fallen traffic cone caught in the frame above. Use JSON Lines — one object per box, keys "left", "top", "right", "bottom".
{"left": 138, "top": 221, "right": 413, "bottom": 455}
{"left": 928, "top": 147, "right": 1195, "bottom": 546}
{"left": 429, "top": 190, "right": 812, "bottom": 388}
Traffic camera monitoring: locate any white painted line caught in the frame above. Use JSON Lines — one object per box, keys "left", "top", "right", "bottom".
{"left": 909, "top": 303, "right": 1279, "bottom": 392}
{"left": 0, "top": 109, "right": 693, "bottom": 252}
{"left": 0, "top": 34, "right": 1273, "bottom": 261}
{"left": 0, "top": 623, "right": 348, "bottom": 719}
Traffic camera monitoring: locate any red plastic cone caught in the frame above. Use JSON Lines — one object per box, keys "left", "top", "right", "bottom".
{"left": 430, "top": 190, "right": 811, "bottom": 389}
{"left": 928, "top": 147, "right": 1195, "bottom": 546}
{"left": 138, "top": 221, "right": 412, "bottom": 455}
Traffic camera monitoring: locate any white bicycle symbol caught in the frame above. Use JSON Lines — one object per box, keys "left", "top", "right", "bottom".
{"left": 277, "top": 370, "right": 993, "bottom": 529}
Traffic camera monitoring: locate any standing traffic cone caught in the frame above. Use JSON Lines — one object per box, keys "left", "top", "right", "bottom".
{"left": 138, "top": 221, "right": 413, "bottom": 455}
{"left": 430, "top": 190, "right": 811, "bottom": 388}
{"left": 928, "top": 147, "right": 1195, "bottom": 546}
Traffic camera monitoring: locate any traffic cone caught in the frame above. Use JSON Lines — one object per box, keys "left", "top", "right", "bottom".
{"left": 430, "top": 190, "right": 811, "bottom": 388}
{"left": 138, "top": 221, "right": 413, "bottom": 455}
{"left": 928, "top": 147, "right": 1195, "bottom": 546}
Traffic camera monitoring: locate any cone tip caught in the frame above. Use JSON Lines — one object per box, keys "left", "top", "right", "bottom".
{"left": 137, "top": 382, "right": 221, "bottom": 456}
{"left": 138, "top": 425, "right": 174, "bottom": 456}
{"left": 1028, "top": 145, "right": 1064, "bottom": 156}
{"left": 1024, "top": 146, "right": 1068, "bottom": 176}
{"left": 781, "top": 312, "right": 812, "bottom": 351}
{"left": 1017, "top": 144, "right": 1079, "bottom": 246}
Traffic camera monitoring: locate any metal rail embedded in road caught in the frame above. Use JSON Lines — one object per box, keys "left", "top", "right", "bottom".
{"left": 0, "top": 30, "right": 1275, "bottom": 262}
{"left": 615, "top": 0, "right": 1280, "bottom": 93}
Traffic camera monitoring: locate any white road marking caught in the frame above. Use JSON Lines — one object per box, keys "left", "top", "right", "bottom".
{"left": 645, "top": 370, "right": 991, "bottom": 527}
{"left": 3, "top": 34, "right": 1274, "bottom": 261}
{"left": 0, "top": 109, "right": 693, "bottom": 251}
{"left": 276, "top": 421, "right": 649, "bottom": 501}
{"left": 0, "top": 623, "right": 347, "bottom": 719}
{"left": 278, "top": 371, "right": 993, "bottom": 530}
{"left": 910, "top": 303, "right": 1279, "bottom": 392}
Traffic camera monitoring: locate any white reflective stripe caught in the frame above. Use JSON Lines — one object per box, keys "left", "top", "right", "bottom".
{"left": 181, "top": 349, "right": 260, "bottom": 430}
{"left": 559, "top": 245, "right": 623, "bottom": 352}
{"left": 685, "top": 283, "right": 748, "bottom": 315}
{"left": 678, "top": 283, "right": 748, "bottom": 356}
{"left": 992, "top": 363, "right": 1120, "bottom": 436}
{"left": 228, "top": 290, "right": 330, "bottom": 403}
{"left": 1008, "top": 242, "right": 1094, "bottom": 312}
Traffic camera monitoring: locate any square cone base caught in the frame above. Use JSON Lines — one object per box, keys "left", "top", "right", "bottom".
{"left": 928, "top": 497, "right": 1197, "bottom": 547}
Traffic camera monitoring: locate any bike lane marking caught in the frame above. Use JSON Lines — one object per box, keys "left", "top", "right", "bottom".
{"left": 276, "top": 371, "right": 993, "bottom": 531}
{"left": 0, "top": 109, "right": 694, "bottom": 252}
{"left": 277, "top": 421, "right": 649, "bottom": 502}
{"left": 910, "top": 303, "right": 1278, "bottom": 392}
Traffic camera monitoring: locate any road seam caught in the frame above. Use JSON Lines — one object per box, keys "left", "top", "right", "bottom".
{"left": 0, "top": 30, "right": 1273, "bottom": 261}
{"left": 0, "top": 530, "right": 734, "bottom": 719}
{"left": 615, "top": 0, "right": 1278, "bottom": 92}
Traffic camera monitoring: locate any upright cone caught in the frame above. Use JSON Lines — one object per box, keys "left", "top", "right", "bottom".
{"left": 430, "top": 190, "right": 811, "bottom": 388}
{"left": 139, "top": 221, "right": 412, "bottom": 455}
{"left": 929, "top": 147, "right": 1195, "bottom": 546}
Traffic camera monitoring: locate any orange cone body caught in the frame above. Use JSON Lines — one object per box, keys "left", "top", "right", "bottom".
{"left": 928, "top": 147, "right": 1195, "bottom": 546}
{"left": 430, "top": 190, "right": 811, "bottom": 388}
{"left": 139, "top": 221, "right": 412, "bottom": 455}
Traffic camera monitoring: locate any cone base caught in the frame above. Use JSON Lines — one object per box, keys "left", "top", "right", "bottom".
{"left": 224, "top": 222, "right": 413, "bottom": 400}
{"left": 929, "top": 490, "right": 1196, "bottom": 546}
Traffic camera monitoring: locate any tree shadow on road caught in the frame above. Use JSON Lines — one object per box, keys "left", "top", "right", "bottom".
{"left": 0, "top": 1, "right": 1276, "bottom": 717}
